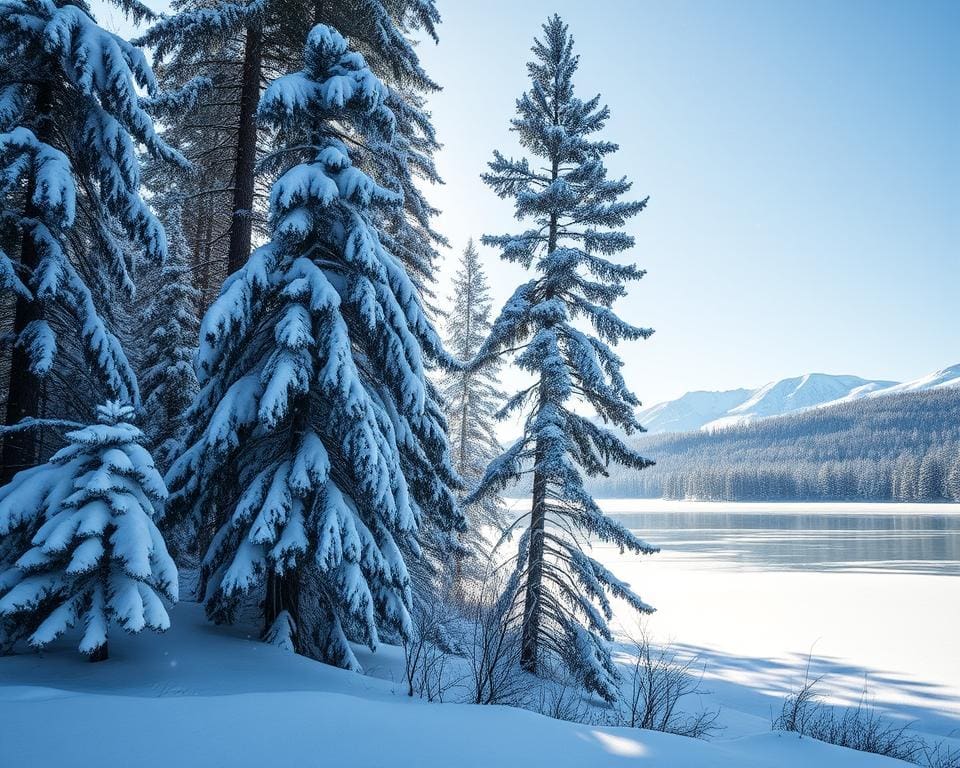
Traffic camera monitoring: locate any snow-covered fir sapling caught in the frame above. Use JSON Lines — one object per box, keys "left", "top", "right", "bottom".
{"left": 441, "top": 239, "right": 506, "bottom": 579}
{"left": 468, "top": 15, "right": 659, "bottom": 702}
{"left": 0, "top": 402, "right": 177, "bottom": 662}
{"left": 166, "top": 25, "right": 461, "bottom": 670}
{"left": 138, "top": 199, "right": 200, "bottom": 470}
{"left": 0, "top": 0, "right": 188, "bottom": 481}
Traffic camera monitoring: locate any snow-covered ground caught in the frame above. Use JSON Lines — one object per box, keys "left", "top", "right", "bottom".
{"left": 0, "top": 602, "right": 922, "bottom": 767}
{"left": 2, "top": 500, "right": 957, "bottom": 767}
{"left": 589, "top": 500, "right": 960, "bottom": 741}
{"left": 601, "top": 550, "right": 960, "bottom": 736}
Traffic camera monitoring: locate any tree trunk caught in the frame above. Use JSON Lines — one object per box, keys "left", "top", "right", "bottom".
{"left": 88, "top": 642, "right": 108, "bottom": 663}
{"left": 225, "top": 20, "right": 263, "bottom": 275}
{"left": 264, "top": 570, "right": 299, "bottom": 634}
{"left": 199, "top": 194, "right": 214, "bottom": 306}
{"left": 520, "top": 431, "right": 548, "bottom": 673}
{"left": 192, "top": 185, "right": 212, "bottom": 308}
{"left": 1, "top": 85, "right": 52, "bottom": 484}
{"left": 520, "top": 149, "right": 560, "bottom": 674}
{"left": 263, "top": 397, "right": 310, "bottom": 643}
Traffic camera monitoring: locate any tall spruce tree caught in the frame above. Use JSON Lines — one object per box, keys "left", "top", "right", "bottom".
{"left": 0, "top": 402, "right": 177, "bottom": 661}
{"left": 441, "top": 239, "right": 505, "bottom": 573}
{"left": 136, "top": 0, "right": 445, "bottom": 303}
{"left": 0, "top": 0, "right": 187, "bottom": 481}
{"left": 166, "top": 25, "right": 461, "bottom": 670}
{"left": 469, "top": 16, "right": 658, "bottom": 701}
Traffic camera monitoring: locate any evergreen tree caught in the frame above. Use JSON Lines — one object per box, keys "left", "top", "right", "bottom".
{"left": 0, "top": 0, "right": 186, "bottom": 481}
{"left": 895, "top": 455, "right": 919, "bottom": 501}
{"left": 137, "top": 0, "right": 444, "bottom": 299}
{"left": 947, "top": 454, "right": 960, "bottom": 501}
{"left": 166, "top": 25, "right": 461, "bottom": 670}
{"left": 138, "top": 199, "right": 200, "bottom": 469}
{"left": 441, "top": 239, "right": 505, "bottom": 572}
{"left": 918, "top": 448, "right": 945, "bottom": 500}
{"left": 469, "top": 16, "right": 657, "bottom": 701}
{"left": 0, "top": 402, "right": 177, "bottom": 661}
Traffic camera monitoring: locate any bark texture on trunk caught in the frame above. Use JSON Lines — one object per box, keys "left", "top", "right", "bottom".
{"left": 225, "top": 21, "right": 263, "bottom": 275}
{"left": 520, "top": 434, "right": 548, "bottom": 673}
{"left": 519, "top": 147, "right": 560, "bottom": 674}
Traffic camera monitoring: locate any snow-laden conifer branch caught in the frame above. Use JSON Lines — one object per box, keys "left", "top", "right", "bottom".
{"left": 0, "top": 0, "right": 187, "bottom": 423}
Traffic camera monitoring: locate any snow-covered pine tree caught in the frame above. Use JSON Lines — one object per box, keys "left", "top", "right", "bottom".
{"left": 948, "top": 454, "right": 960, "bottom": 502}
{"left": 0, "top": 0, "right": 187, "bottom": 481}
{"left": 917, "top": 448, "right": 946, "bottom": 500}
{"left": 0, "top": 402, "right": 177, "bottom": 661}
{"left": 468, "top": 15, "right": 658, "bottom": 702}
{"left": 166, "top": 25, "right": 461, "bottom": 670}
{"left": 137, "top": 0, "right": 444, "bottom": 300}
{"left": 137, "top": 199, "right": 200, "bottom": 470}
{"left": 441, "top": 239, "right": 505, "bottom": 575}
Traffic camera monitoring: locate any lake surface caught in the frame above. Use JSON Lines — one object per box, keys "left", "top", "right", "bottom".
{"left": 607, "top": 507, "right": 960, "bottom": 576}
{"left": 585, "top": 501, "right": 960, "bottom": 736}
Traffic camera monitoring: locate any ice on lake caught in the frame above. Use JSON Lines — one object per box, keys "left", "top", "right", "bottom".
{"left": 577, "top": 500, "right": 960, "bottom": 737}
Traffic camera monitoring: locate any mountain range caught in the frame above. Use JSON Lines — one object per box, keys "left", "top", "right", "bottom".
{"left": 636, "top": 364, "right": 960, "bottom": 434}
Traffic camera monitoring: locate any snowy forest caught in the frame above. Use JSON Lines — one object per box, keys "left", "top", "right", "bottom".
{"left": 1, "top": 2, "right": 958, "bottom": 766}
{"left": 0, "top": 0, "right": 658, "bottom": 698}
{"left": 592, "top": 389, "right": 960, "bottom": 502}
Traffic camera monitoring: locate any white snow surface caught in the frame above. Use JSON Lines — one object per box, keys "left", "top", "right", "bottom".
{"left": 0, "top": 600, "right": 922, "bottom": 768}
{"left": 635, "top": 363, "right": 959, "bottom": 433}
{"left": 844, "top": 363, "right": 960, "bottom": 399}
{"left": 633, "top": 388, "right": 751, "bottom": 433}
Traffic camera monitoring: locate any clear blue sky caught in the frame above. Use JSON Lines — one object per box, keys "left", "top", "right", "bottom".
{"left": 97, "top": 0, "right": 958, "bottom": 405}
{"left": 418, "top": 0, "right": 959, "bottom": 405}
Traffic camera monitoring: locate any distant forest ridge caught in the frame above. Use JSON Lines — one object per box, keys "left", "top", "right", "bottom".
{"left": 589, "top": 388, "right": 960, "bottom": 502}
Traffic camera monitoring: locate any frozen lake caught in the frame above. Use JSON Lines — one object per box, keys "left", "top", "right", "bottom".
{"left": 581, "top": 500, "right": 960, "bottom": 736}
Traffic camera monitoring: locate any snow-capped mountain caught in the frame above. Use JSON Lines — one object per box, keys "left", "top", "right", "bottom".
{"left": 637, "top": 365, "right": 960, "bottom": 434}
{"left": 701, "top": 373, "right": 897, "bottom": 431}
{"left": 864, "top": 363, "right": 960, "bottom": 397}
{"left": 633, "top": 388, "right": 752, "bottom": 434}
{"left": 810, "top": 363, "right": 960, "bottom": 410}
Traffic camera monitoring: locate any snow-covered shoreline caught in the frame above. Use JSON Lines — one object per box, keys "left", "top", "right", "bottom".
{"left": 505, "top": 498, "right": 960, "bottom": 516}
{"left": 0, "top": 602, "right": 936, "bottom": 768}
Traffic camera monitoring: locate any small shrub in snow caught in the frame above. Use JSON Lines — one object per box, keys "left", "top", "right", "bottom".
{"left": 466, "top": 567, "right": 531, "bottom": 706}
{"left": 615, "top": 629, "right": 721, "bottom": 739}
{"left": 532, "top": 673, "right": 594, "bottom": 724}
{"left": 0, "top": 403, "right": 177, "bottom": 661}
{"left": 921, "top": 741, "right": 960, "bottom": 768}
{"left": 772, "top": 664, "right": 925, "bottom": 763}
{"left": 403, "top": 595, "right": 460, "bottom": 702}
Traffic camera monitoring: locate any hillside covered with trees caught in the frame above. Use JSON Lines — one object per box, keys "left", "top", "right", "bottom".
{"left": 591, "top": 388, "right": 960, "bottom": 501}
